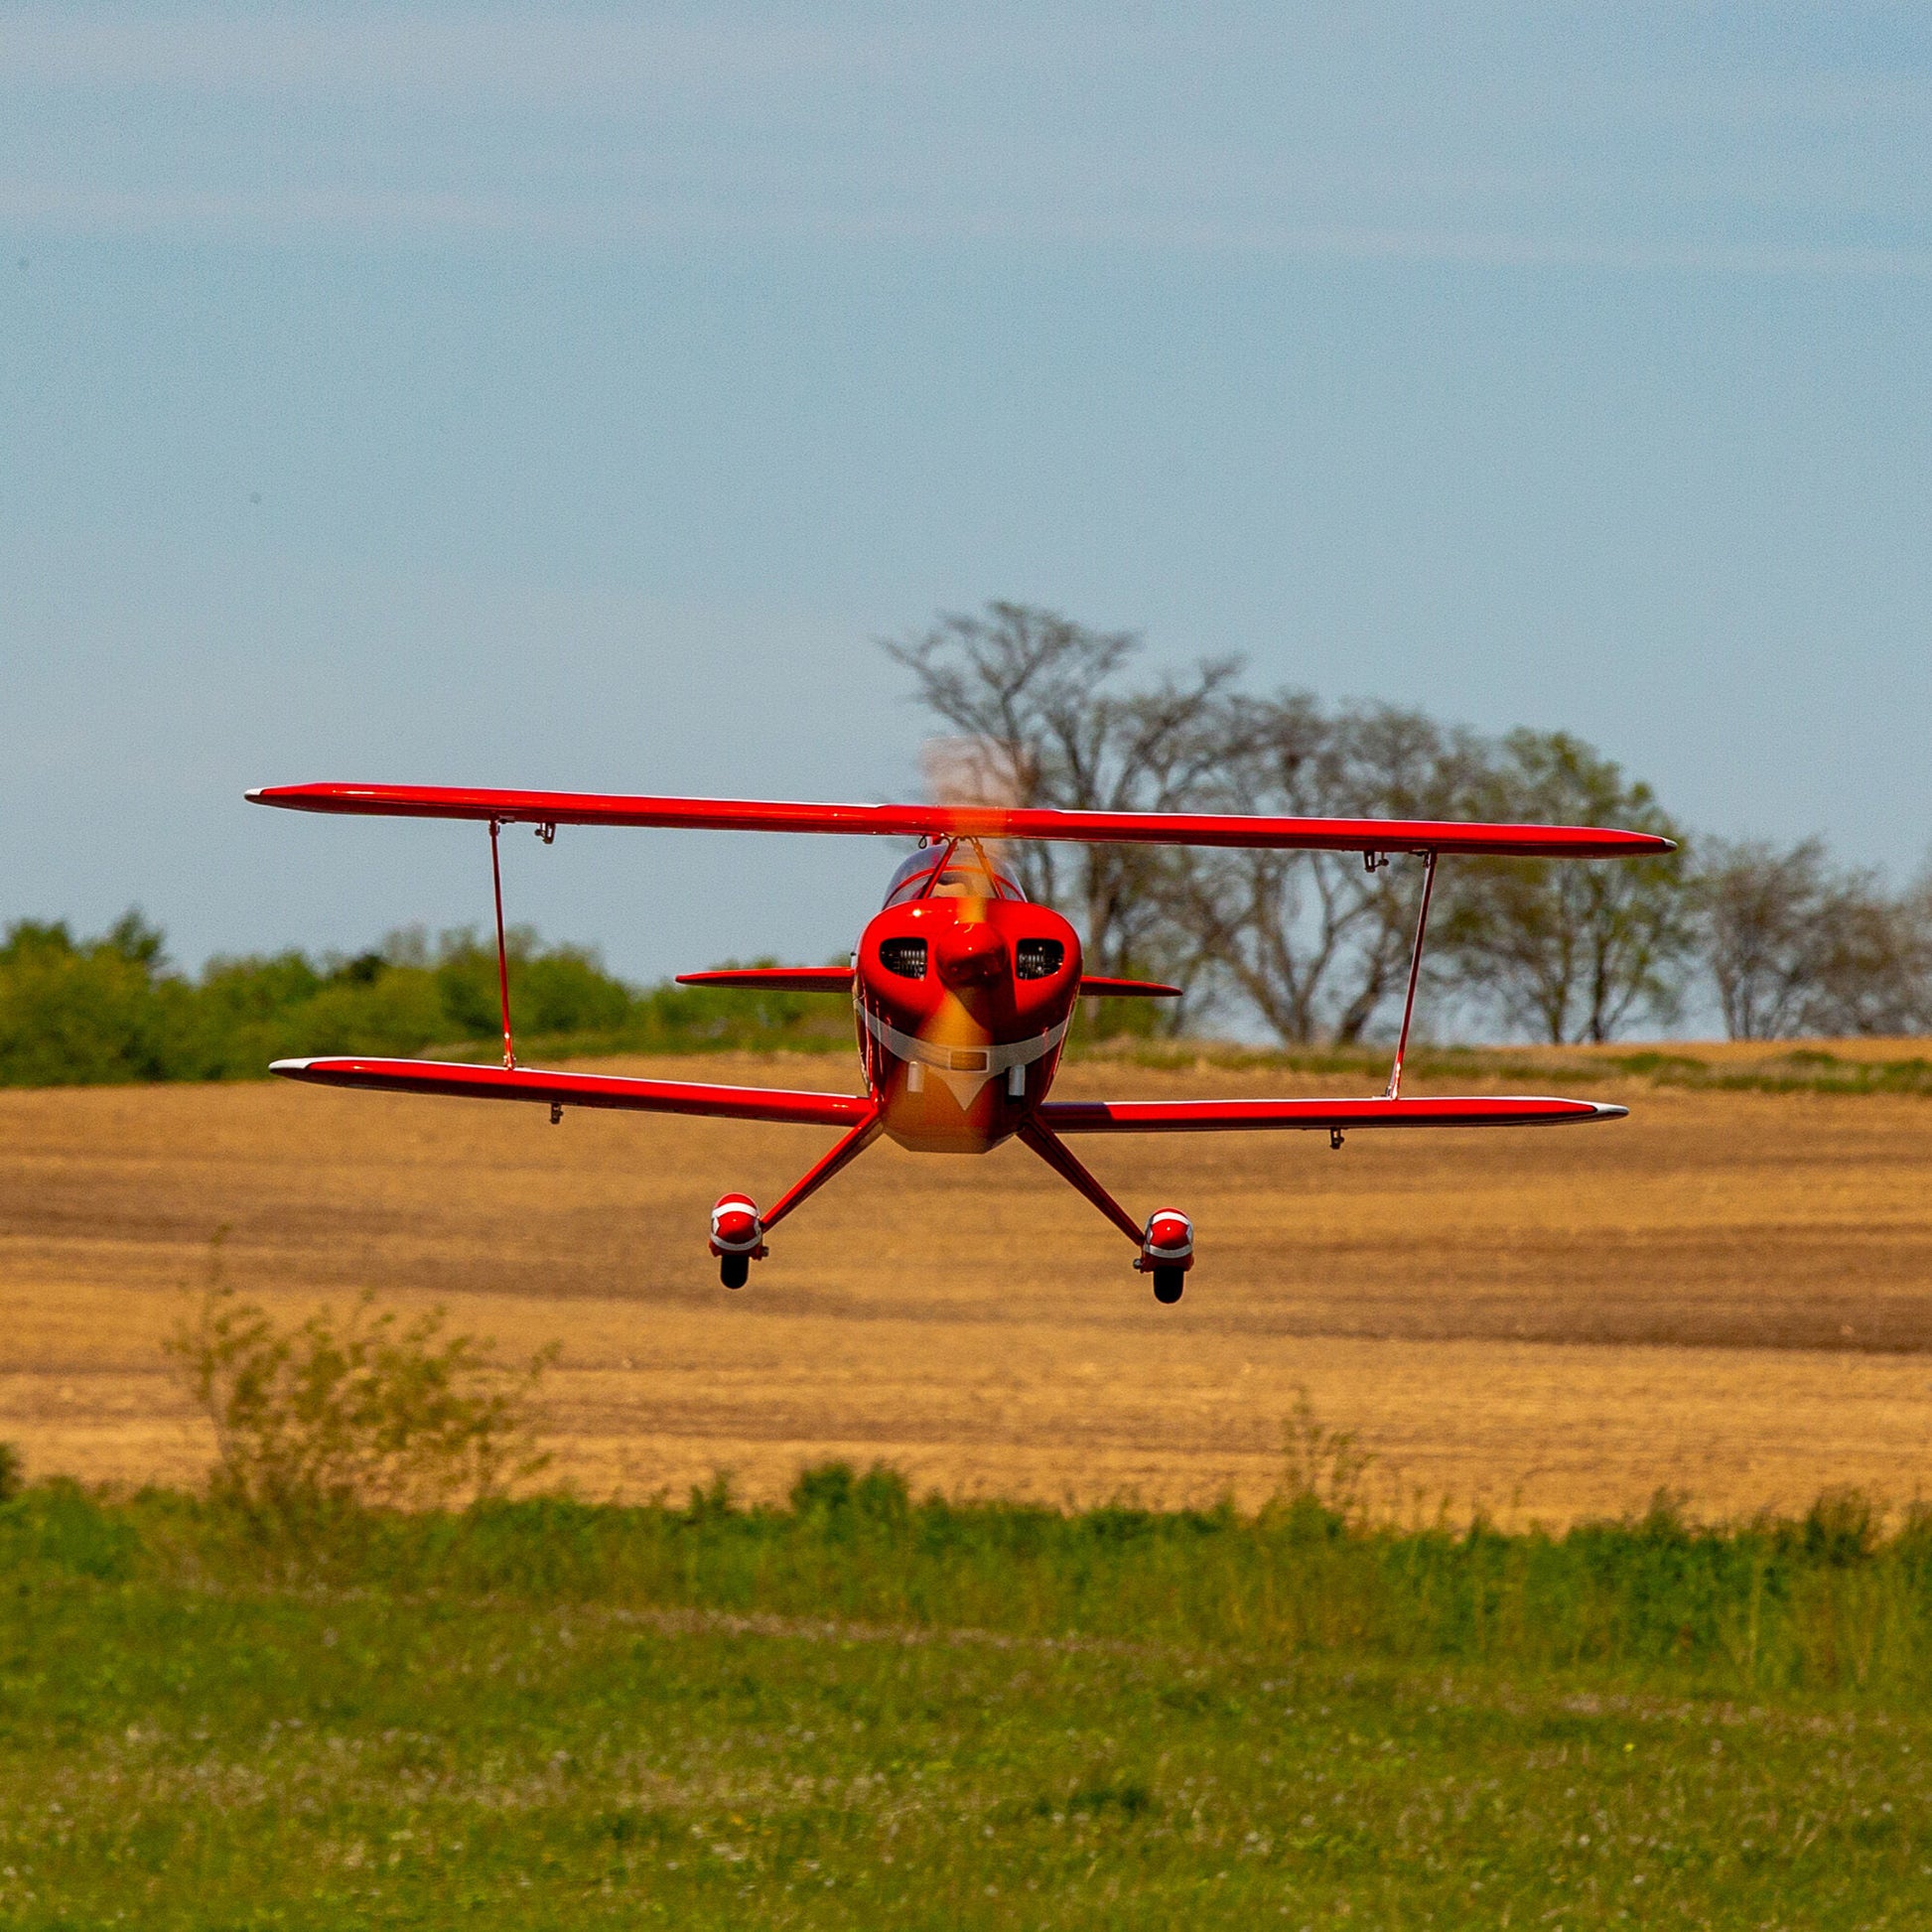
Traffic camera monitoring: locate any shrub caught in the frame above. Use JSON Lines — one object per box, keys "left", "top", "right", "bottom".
{"left": 1797, "top": 1484, "right": 1883, "bottom": 1566}
{"left": 0, "top": 1479, "right": 139, "bottom": 1580}
{"left": 789, "top": 1460, "right": 913, "bottom": 1530}
{"left": 1267, "top": 1387, "right": 1373, "bottom": 1539}
{"left": 165, "top": 1286, "right": 554, "bottom": 1533}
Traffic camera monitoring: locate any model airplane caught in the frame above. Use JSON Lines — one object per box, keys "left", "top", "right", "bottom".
{"left": 249, "top": 782, "right": 1672, "bottom": 1302}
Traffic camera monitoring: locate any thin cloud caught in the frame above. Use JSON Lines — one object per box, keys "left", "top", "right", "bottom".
{"left": 1, "top": 5, "right": 1925, "bottom": 271}
{"left": 0, "top": 11, "right": 1004, "bottom": 100}
{"left": 4, "top": 176, "right": 1929, "bottom": 278}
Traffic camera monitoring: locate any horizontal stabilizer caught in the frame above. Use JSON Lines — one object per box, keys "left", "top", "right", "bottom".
{"left": 676, "top": 967, "right": 853, "bottom": 993}
{"left": 675, "top": 966, "right": 1179, "bottom": 997}
{"left": 1037, "top": 1094, "right": 1624, "bottom": 1133}
{"left": 248, "top": 783, "right": 1673, "bottom": 859}
{"left": 271, "top": 1057, "right": 873, "bottom": 1128}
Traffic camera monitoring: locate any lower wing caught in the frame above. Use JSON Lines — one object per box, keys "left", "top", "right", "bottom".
{"left": 1037, "top": 1095, "right": 1623, "bottom": 1132}
{"left": 272, "top": 1057, "right": 873, "bottom": 1127}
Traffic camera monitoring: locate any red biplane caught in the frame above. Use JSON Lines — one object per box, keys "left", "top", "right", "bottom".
{"left": 249, "top": 783, "right": 1672, "bottom": 1302}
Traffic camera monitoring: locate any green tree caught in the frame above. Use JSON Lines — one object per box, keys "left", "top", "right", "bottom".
{"left": 431, "top": 927, "right": 630, "bottom": 1039}
{"left": 0, "top": 912, "right": 658, "bottom": 1085}
{"left": 0, "top": 912, "right": 184, "bottom": 1084}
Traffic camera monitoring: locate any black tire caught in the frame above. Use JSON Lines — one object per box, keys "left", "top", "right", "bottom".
{"left": 1152, "top": 1266, "right": 1185, "bottom": 1305}
{"left": 720, "top": 1253, "right": 751, "bottom": 1291}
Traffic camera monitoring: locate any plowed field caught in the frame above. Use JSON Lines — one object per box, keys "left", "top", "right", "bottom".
{"left": 4, "top": 1052, "right": 1930, "bottom": 1523}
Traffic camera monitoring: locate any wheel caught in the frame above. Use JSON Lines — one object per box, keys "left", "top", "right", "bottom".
{"left": 1152, "top": 1266, "right": 1185, "bottom": 1305}
{"left": 720, "top": 1253, "right": 750, "bottom": 1290}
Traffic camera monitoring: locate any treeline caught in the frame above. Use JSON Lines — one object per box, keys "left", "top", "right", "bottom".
{"left": 8, "top": 604, "right": 1929, "bottom": 1084}
{"left": 0, "top": 915, "right": 846, "bottom": 1087}
{"left": 892, "top": 603, "right": 1932, "bottom": 1043}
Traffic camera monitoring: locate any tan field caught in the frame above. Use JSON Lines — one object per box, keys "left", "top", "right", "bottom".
{"left": 3, "top": 1048, "right": 1931, "bottom": 1526}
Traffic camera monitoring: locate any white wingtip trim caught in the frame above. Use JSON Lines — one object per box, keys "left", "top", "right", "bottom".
{"left": 269, "top": 1058, "right": 316, "bottom": 1075}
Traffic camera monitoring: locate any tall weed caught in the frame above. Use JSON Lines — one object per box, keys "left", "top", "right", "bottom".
{"left": 165, "top": 1280, "right": 553, "bottom": 1554}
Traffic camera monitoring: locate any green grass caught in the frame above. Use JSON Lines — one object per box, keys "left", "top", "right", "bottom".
{"left": 9, "top": 1590, "right": 1932, "bottom": 1929}
{"left": 5, "top": 1477, "right": 1932, "bottom": 1924}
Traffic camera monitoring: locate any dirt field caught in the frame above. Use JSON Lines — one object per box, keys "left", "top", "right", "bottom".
{"left": 3, "top": 1050, "right": 1931, "bottom": 1524}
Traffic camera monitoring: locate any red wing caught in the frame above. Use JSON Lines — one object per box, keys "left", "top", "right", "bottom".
{"left": 248, "top": 783, "right": 1673, "bottom": 858}
{"left": 271, "top": 1057, "right": 872, "bottom": 1127}
{"left": 675, "top": 967, "right": 854, "bottom": 993}
{"left": 1078, "top": 975, "right": 1182, "bottom": 998}
{"left": 1037, "top": 1095, "right": 1624, "bottom": 1132}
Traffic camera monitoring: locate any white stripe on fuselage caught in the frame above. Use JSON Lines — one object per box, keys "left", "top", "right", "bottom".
{"left": 860, "top": 1005, "right": 1069, "bottom": 1109}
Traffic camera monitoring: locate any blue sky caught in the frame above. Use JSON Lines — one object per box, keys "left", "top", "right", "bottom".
{"left": 4, "top": 4, "right": 1929, "bottom": 982}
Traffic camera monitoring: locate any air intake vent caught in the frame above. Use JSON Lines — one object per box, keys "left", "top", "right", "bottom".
{"left": 1015, "top": 938, "right": 1065, "bottom": 980}
{"left": 879, "top": 937, "right": 927, "bottom": 980}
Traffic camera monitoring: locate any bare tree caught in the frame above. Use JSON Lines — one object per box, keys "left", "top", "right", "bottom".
{"left": 1698, "top": 838, "right": 1843, "bottom": 1038}
{"left": 1440, "top": 731, "right": 1693, "bottom": 1043}
{"left": 886, "top": 606, "right": 1710, "bottom": 1050}
{"left": 1691, "top": 838, "right": 1932, "bottom": 1039}
{"left": 1158, "top": 698, "right": 1482, "bottom": 1043}
{"left": 1801, "top": 862, "right": 1932, "bottom": 1036}
{"left": 884, "top": 603, "right": 1241, "bottom": 997}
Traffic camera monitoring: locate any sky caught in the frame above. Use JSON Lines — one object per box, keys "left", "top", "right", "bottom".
{"left": 4, "top": 3, "right": 1929, "bottom": 983}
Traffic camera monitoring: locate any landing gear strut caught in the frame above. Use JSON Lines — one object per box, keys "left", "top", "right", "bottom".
{"left": 1014, "top": 1120, "right": 1198, "bottom": 1308}
{"left": 702, "top": 1111, "right": 887, "bottom": 1292}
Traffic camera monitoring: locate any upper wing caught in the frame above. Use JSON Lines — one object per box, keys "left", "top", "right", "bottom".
{"left": 249, "top": 783, "right": 1673, "bottom": 858}
{"left": 1038, "top": 1095, "right": 1624, "bottom": 1132}
{"left": 1077, "top": 975, "right": 1183, "bottom": 998}
{"left": 272, "top": 1056, "right": 872, "bottom": 1127}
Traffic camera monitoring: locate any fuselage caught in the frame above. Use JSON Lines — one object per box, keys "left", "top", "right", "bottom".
{"left": 853, "top": 846, "right": 1081, "bottom": 1153}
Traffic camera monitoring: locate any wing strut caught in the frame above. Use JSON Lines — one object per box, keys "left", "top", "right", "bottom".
{"left": 1385, "top": 851, "right": 1437, "bottom": 1102}
{"left": 489, "top": 819, "right": 515, "bottom": 1069}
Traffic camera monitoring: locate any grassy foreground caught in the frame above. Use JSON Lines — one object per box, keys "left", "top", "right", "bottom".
{"left": 4, "top": 1476, "right": 1932, "bottom": 1927}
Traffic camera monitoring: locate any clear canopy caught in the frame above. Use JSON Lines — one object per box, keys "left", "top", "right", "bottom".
{"left": 883, "top": 846, "right": 1026, "bottom": 906}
